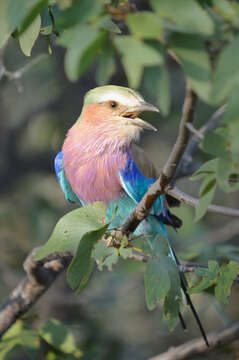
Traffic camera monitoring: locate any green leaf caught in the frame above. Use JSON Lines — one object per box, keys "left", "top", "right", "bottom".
{"left": 189, "top": 260, "right": 220, "bottom": 293}
{"left": 215, "top": 261, "right": 239, "bottom": 304}
{"left": 212, "top": 0, "right": 237, "bottom": 23}
{"left": 151, "top": 235, "right": 170, "bottom": 257}
{"left": 114, "top": 36, "right": 163, "bottom": 66}
{"left": 0, "top": 0, "right": 46, "bottom": 47}
{"left": 229, "top": 121, "right": 239, "bottom": 156}
{"left": 144, "top": 62, "right": 170, "bottom": 116}
{"left": 223, "top": 90, "right": 239, "bottom": 124}
{"left": 92, "top": 241, "right": 119, "bottom": 271}
{"left": 19, "top": 14, "right": 41, "bottom": 56}
{"left": 121, "top": 56, "right": 144, "bottom": 89}
{"left": 127, "top": 12, "right": 163, "bottom": 39}
{"left": 56, "top": 0, "right": 103, "bottom": 30}
{"left": 195, "top": 174, "right": 216, "bottom": 221}
{"left": 58, "top": 24, "right": 106, "bottom": 81}
{"left": 157, "top": 64, "right": 170, "bottom": 116}
{"left": 99, "top": 16, "right": 121, "bottom": 34}
{"left": 191, "top": 158, "right": 218, "bottom": 180}
{"left": 67, "top": 226, "right": 107, "bottom": 291}
{"left": 18, "top": 328, "right": 40, "bottom": 357}
{"left": 144, "top": 257, "right": 171, "bottom": 310}
{"left": 200, "top": 130, "right": 227, "bottom": 157}
{"left": 119, "top": 246, "right": 132, "bottom": 259}
{"left": 211, "top": 35, "right": 239, "bottom": 103}
{"left": 115, "top": 36, "right": 163, "bottom": 88}
{"left": 102, "top": 248, "right": 119, "bottom": 271}
{"left": 169, "top": 34, "right": 211, "bottom": 102}
{"left": 162, "top": 258, "right": 182, "bottom": 330}
{"left": 39, "top": 319, "right": 81, "bottom": 355}
{"left": 118, "top": 235, "right": 132, "bottom": 259}
{"left": 216, "top": 154, "right": 234, "bottom": 186}
{"left": 200, "top": 176, "right": 217, "bottom": 197}
{"left": 151, "top": 0, "right": 214, "bottom": 35}
{"left": 35, "top": 202, "right": 106, "bottom": 260}
{"left": 0, "top": 321, "right": 40, "bottom": 359}
{"left": 40, "top": 7, "right": 53, "bottom": 35}
{"left": 96, "top": 43, "right": 115, "bottom": 85}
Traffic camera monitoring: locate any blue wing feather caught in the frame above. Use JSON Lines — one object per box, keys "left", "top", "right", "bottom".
{"left": 119, "top": 158, "right": 164, "bottom": 216}
{"left": 54, "top": 151, "right": 81, "bottom": 204}
{"left": 118, "top": 157, "right": 176, "bottom": 260}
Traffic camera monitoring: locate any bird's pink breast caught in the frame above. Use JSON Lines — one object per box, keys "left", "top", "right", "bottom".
{"left": 62, "top": 124, "right": 128, "bottom": 205}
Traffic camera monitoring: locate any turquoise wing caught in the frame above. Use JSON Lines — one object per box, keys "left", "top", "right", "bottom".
{"left": 54, "top": 151, "right": 81, "bottom": 204}
{"left": 116, "top": 157, "right": 174, "bottom": 254}
{"left": 118, "top": 158, "right": 168, "bottom": 219}
{"left": 118, "top": 157, "right": 178, "bottom": 260}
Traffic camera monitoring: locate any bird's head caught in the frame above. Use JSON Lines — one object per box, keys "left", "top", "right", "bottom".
{"left": 78, "top": 85, "right": 159, "bottom": 144}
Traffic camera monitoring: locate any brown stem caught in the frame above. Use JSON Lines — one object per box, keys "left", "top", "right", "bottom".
{"left": 149, "top": 321, "right": 239, "bottom": 360}
{"left": 168, "top": 187, "right": 239, "bottom": 217}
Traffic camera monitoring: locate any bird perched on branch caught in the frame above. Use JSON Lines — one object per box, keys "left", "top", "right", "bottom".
{"left": 55, "top": 85, "right": 208, "bottom": 346}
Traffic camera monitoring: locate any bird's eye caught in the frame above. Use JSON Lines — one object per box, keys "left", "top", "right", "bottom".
{"left": 110, "top": 101, "right": 117, "bottom": 108}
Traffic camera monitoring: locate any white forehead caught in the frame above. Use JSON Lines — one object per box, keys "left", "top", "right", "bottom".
{"left": 84, "top": 85, "right": 145, "bottom": 107}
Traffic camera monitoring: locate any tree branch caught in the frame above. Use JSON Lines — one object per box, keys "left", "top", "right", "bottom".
{"left": 168, "top": 187, "right": 239, "bottom": 217}
{"left": 0, "top": 249, "right": 72, "bottom": 338}
{"left": 149, "top": 321, "right": 239, "bottom": 360}
{"left": 163, "top": 83, "right": 197, "bottom": 180}
{"left": 129, "top": 252, "right": 239, "bottom": 282}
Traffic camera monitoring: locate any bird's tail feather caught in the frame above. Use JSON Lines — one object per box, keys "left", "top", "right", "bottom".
{"left": 178, "top": 310, "right": 187, "bottom": 331}
{"left": 170, "top": 246, "right": 210, "bottom": 347}
{"left": 155, "top": 208, "right": 209, "bottom": 346}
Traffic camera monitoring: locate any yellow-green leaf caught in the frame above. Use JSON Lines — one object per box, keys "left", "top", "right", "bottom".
{"left": 35, "top": 202, "right": 106, "bottom": 260}
{"left": 19, "top": 14, "right": 41, "bottom": 56}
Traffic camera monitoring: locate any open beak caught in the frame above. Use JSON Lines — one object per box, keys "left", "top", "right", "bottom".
{"left": 121, "top": 102, "right": 159, "bottom": 132}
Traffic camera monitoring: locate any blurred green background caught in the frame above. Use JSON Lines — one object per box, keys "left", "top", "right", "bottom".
{"left": 1, "top": 1, "right": 239, "bottom": 359}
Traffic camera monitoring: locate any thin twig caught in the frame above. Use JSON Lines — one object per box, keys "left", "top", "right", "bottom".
{"left": 149, "top": 321, "right": 239, "bottom": 360}
{"left": 168, "top": 187, "right": 239, "bottom": 217}
{"left": 185, "top": 123, "right": 204, "bottom": 139}
{"left": 0, "top": 52, "right": 48, "bottom": 92}
{"left": 129, "top": 252, "right": 239, "bottom": 282}
{"left": 174, "top": 104, "right": 227, "bottom": 181}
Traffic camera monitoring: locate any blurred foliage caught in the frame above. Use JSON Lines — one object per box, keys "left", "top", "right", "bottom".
{"left": 0, "top": 319, "right": 82, "bottom": 359}
{"left": 1, "top": 0, "right": 239, "bottom": 359}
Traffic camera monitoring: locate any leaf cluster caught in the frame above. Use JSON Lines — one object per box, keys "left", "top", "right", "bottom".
{"left": 35, "top": 202, "right": 132, "bottom": 294}
{"left": 189, "top": 260, "right": 239, "bottom": 304}
{"left": 1, "top": 0, "right": 239, "bottom": 115}
{"left": 0, "top": 318, "right": 81, "bottom": 360}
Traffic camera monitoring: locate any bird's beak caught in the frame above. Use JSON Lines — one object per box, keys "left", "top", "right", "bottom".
{"left": 121, "top": 102, "right": 159, "bottom": 132}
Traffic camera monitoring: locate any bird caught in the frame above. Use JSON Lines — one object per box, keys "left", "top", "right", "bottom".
{"left": 54, "top": 85, "right": 209, "bottom": 346}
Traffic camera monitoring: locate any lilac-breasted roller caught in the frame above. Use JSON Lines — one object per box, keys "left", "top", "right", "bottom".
{"left": 55, "top": 85, "right": 208, "bottom": 346}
